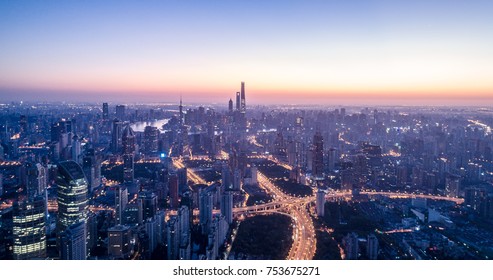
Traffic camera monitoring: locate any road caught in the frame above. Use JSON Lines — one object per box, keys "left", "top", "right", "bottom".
{"left": 171, "top": 155, "right": 465, "bottom": 260}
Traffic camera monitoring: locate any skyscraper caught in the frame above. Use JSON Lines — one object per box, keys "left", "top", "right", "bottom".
{"left": 143, "top": 126, "right": 159, "bottom": 156}
{"left": 228, "top": 98, "right": 233, "bottom": 113}
{"left": 56, "top": 161, "right": 89, "bottom": 236}
{"left": 60, "top": 221, "right": 87, "bottom": 260}
{"left": 122, "top": 125, "right": 135, "bottom": 184}
{"left": 235, "top": 92, "right": 240, "bottom": 111}
{"left": 82, "top": 152, "right": 101, "bottom": 192}
{"left": 115, "top": 185, "right": 128, "bottom": 225}
{"left": 199, "top": 190, "right": 213, "bottom": 234}
{"left": 12, "top": 196, "right": 46, "bottom": 260}
{"left": 220, "top": 191, "right": 233, "bottom": 224}
{"left": 71, "top": 134, "right": 81, "bottom": 163}
{"left": 343, "top": 232, "right": 359, "bottom": 260}
{"left": 108, "top": 224, "right": 132, "bottom": 259}
{"left": 316, "top": 189, "right": 325, "bottom": 217}
{"left": 116, "top": 105, "right": 126, "bottom": 120}
{"left": 138, "top": 191, "right": 157, "bottom": 220}
{"left": 312, "top": 131, "right": 324, "bottom": 178}
{"left": 102, "top": 103, "right": 109, "bottom": 119}
{"left": 25, "top": 162, "right": 47, "bottom": 199}
{"left": 111, "top": 119, "right": 123, "bottom": 153}
{"left": 122, "top": 125, "right": 136, "bottom": 154}
{"left": 179, "top": 97, "right": 184, "bottom": 126}
{"left": 169, "top": 173, "right": 179, "bottom": 209}
{"left": 367, "top": 234, "right": 379, "bottom": 260}
{"left": 240, "top": 81, "right": 246, "bottom": 113}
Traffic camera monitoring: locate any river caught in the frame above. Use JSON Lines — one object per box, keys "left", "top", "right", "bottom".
{"left": 130, "top": 119, "right": 170, "bottom": 132}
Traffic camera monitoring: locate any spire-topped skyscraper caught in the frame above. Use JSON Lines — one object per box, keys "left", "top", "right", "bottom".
{"left": 179, "top": 96, "right": 184, "bottom": 125}
{"left": 240, "top": 81, "right": 246, "bottom": 113}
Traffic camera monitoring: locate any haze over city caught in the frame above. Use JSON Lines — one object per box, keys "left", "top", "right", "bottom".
{"left": 1, "top": 1, "right": 493, "bottom": 263}
{"left": 1, "top": 0, "right": 492, "bottom": 105}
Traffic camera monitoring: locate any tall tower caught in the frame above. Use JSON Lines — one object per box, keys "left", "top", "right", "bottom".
{"left": 122, "top": 125, "right": 136, "bottom": 183}
{"left": 25, "top": 162, "right": 47, "bottom": 199}
{"left": 56, "top": 161, "right": 89, "bottom": 235}
{"left": 220, "top": 191, "right": 233, "bottom": 224}
{"left": 111, "top": 119, "right": 123, "bottom": 153}
{"left": 169, "top": 173, "right": 179, "bottom": 209}
{"left": 235, "top": 92, "right": 240, "bottom": 111}
{"left": 60, "top": 221, "right": 87, "bottom": 260}
{"left": 179, "top": 96, "right": 184, "bottom": 126}
{"left": 240, "top": 81, "right": 246, "bottom": 113}
{"left": 102, "top": 103, "right": 109, "bottom": 120}
{"left": 122, "top": 125, "right": 135, "bottom": 154}
{"left": 12, "top": 196, "right": 46, "bottom": 260}
{"left": 116, "top": 105, "right": 126, "bottom": 120}
{"left": 199, "top": 190, "right": 213, "bottom": 234}
{"left": 316, "top": 189, "right": 325, "bottom": 217}
{"left": 228, "top": 98, "right": 233, "bottom": 113}
{"left": 312, "top": 131, "right": 324, "bottom": 178}
{"left": 143, "top": 126, "right": 159, "bottom": 156}
{"left": 115, "top": 185, "right": 128, "bottom": 225}
{"left": 56, "top": 161, "right": 88, "bottom": 258}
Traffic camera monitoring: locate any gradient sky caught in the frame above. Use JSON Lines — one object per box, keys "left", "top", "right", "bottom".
{"left": 1, "top": 0, "right": 492, "bottom": 105}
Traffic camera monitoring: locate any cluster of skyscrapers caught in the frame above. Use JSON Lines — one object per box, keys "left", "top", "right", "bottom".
{"left": 1, "top": 81, "right": 493, "bottom": 260}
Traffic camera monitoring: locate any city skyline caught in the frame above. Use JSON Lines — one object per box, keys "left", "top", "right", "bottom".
{"left": 1, "top": 1, "right": 493, "bottom": 105}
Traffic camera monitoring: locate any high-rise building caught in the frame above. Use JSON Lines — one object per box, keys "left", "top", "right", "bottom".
{"left": 115, "top": 185, "right": 128, "bottom": 225}
{"left": 108, "top": 224, "right": 132, "bottom": 259}
{"left": 312, "top": 131, "right": 324, "bottom": 178}
{"left": 396, "top": 165, "right": 408, "bottom": 188}
{"left": 179, "top": 97, "right": 184, "bottom": 126}
{"left": 228, "top": 98, "right": 233, "bottom": 113}
{"left": 445, "top": 174, "right": 460, "bottom": 197}
{"left": 199, "top": 190, "right": 213, "bottom": 234}
{"left": 341, "top": 169, "right": 353, "bottom": 192}
{"left": 138, "top": 191, "right": 157, "bottom": 220}
{"left": 233, "top": 169, "right": 241, "bottom": 191}
{"left": 82, "top": 153, "right": 101, "bottom": 192}
{"left": 56, "top": 161, "right": 89, "bottom": 235}
{"left": 25, "top": 162, "right": 47, "bottom": 199}
{"left": 366, "top": 234, "right": 379, "bottom": 260}
{"left": 122, "top": 125, "right": 135, "bottom": 154}
{"left": 143, "top": 126, "right": 159, "bottom": 156}
{"left": 123, "top": 153, "right": 134, "bottom": 183}
{"left": 220, "top": 191, "right": 233, "bottom": 224}
{"left": 235, "top": 92, "right": 240, "bottom": 111}
{"left": 111, "top": 119, "right": 123, "bottom": 153}
{"left": 116, "top": 105, "right": 126, "bottom": 120}
{"left": 328, "top": 148, "right": 337, "bottom": 172}
{"left": 145, "top": 217, "right": 160, "bottom": 254}
{"left": 71, "top": 134, "right": 81, "bottom": 163}
{"left": 240, "top": 81, "right": 246, "bottom": 113}
{"left": 221, "top": 164, "right": 232, "bottom": 191}
{"left": 316, "top": 189, "right": 325, "bottom": 217}
{"left": 60, "top": 221, "right": 86, "bottom": 260}
{"left": 343, "top": 232, "right": 359, "bottom": 260}
{"left": 169, "top": 173, "right": 179, "bottom": 209}
{"left": 166, "top": 216, "right": 180, "bottom": 260}
{"left": 123, "top": 202, "right": 143, "bottom": 225}
{"left": 102, "top": 103, "right": 109, "bottom": 119}
{"left": 12, "top": 196, "right": 46, "bottom": 260}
